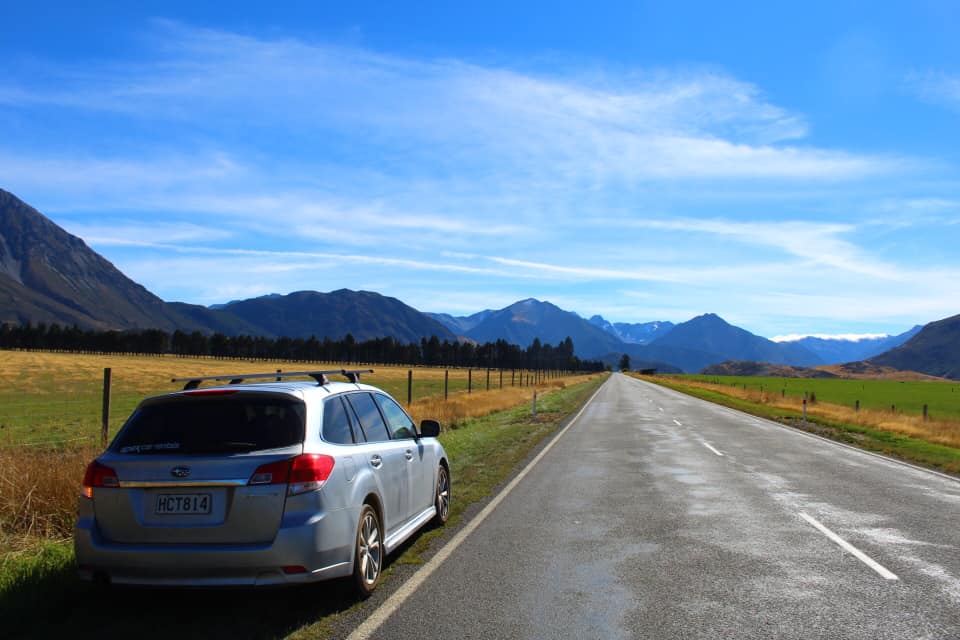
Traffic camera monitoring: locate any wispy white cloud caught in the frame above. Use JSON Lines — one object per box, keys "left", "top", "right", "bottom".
{"left": 0, "top": 151, "right": 244, "bottom": 198}
{"left": 771, "top": 333, "right": 892, "bottom": 343}
{"left": 123, "top": 245, "right": 507, "bottom": 275}
{"left": 867, "top": 197, "right": 960, "bottom": 229}
{"left": 0, "top": 21, "right": 906, "bottom": 189}
{"left": 1, "top": 21, "right": 952, "bottom": 336}
{"left": 63, "top": 221, "right": 233, "bottom": 245}
{"left": 907, "top": 70, "right": 960, "bottom": 109}
{"left": 617, "top": 217, "right": 907, "bottom": 279}
{"left": 114, "top": 247, "right": 514, "bottom": 304}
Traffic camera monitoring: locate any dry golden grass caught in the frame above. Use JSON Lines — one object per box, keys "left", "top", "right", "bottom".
{"left": 409, "top": 375, "right": 594, "bottom": 426}
{"left": 0, "top": 444, "right": 100, "bottom": 551}
{"left": 0, "top": 350, "right": 466, "bottom": 398}
{"left": 0, "top": 350, "right": 564, "bottom": 445}
{"left": 657, "top": 376, "right": 960, "bottom": 449}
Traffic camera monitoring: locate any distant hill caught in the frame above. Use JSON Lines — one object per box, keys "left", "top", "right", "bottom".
{"left": 0, "top": 188, "right": 210, "bottom": 332}
{"left": 166, "top": 302, "right": 269, "bottom": 336}
{"left": 818, "top": 361, "right": 947, "bottom": 381}
{"left": 463, "top": 299, "right": 623, "bottom": 358}
{"left": 641, "top": 313, "right": 822, "bottom": 373}
{"left": 597, "top": 350, "right": 683, "bottom": 374}
{"left": 588, "top": 315, "right": 674, "bottom": 344}
{"left": 221, "top": 289, "right": 458, "bottom": 343}
{"left": 776, "top": 327, "right": 922, "bottom": 364}
{"left": 700, "top": 361, "right": 839, "bottom": 378}
{"left": 869, "top": 314, "right": 960, "bottom": 380}
{"left": 427, "top": 310, "right": 493, "bottom": 335}
{"left": 209, "top": 293, "right": 282, "bottom": 310}
{"left": 699, "top": 360, "right": 944, "bottom": 381}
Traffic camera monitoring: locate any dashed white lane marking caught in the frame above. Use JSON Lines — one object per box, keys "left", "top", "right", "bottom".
{"left": 799, "top": 512, "right": 899, "bottom": 581}
{"left": 702, "top": 442, "right": 724, "bottom": 457}
{"left": 672, "top": 419, "right": 682, "bottom": 426}
{"left": 658, "top": 407, "right": 664, "bottom": 412}
{"left": 625, "top": 375, "right": 960, "bottom": 486}
{"left": 346, "top": 378, "right": 609, "bottom": 640}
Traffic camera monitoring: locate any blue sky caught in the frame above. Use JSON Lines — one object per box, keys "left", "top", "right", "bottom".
{"left": 2, "top": 1, "right": 959, "bottom": 340}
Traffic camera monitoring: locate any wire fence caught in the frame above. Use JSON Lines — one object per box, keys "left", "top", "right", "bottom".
{"left": 0, "top": 359, "right": 579, "bottom": 450}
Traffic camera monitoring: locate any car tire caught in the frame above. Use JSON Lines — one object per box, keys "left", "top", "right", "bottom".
{"left": 432, "top": 464, "right": 450, "bottom": 526}
{"left": 352, "top": 504, "right": 382, "bottom": 598}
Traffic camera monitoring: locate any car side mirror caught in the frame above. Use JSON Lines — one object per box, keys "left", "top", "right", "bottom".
{"left": 419, "top": 419, "right": 441, "bottom": 438}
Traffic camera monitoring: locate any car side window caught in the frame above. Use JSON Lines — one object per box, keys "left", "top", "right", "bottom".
{"left": 322, "top": 396, "right": 356, "bottom": 445}
{"left": 375, "top": 394, "right": 416, "bottom": 439}
{"left": 345, "top": 393, "right": 391, "bottom": 443}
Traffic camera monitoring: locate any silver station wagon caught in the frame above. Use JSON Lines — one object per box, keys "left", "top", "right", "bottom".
{"left": 75, "top": 369, "right": 450, "bottom": 596}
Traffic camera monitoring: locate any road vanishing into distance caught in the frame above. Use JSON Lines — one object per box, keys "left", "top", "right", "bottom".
{"left": 347, "top": 373, "right": 960, "bottom": 640}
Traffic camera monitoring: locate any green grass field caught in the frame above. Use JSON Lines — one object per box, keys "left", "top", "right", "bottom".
{"left": 683, "top": 375, "right": 960, "bottom": 419}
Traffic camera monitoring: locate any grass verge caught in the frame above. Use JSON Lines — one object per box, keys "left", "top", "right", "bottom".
{"left": 1, "top": 374, "right": 606, "bottom": 640}
{"left": 640, "top": 375, "right": 960, "bottom": 475}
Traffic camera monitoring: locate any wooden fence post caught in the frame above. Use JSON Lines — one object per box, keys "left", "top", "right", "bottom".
{"left": 101, "top": 367, "right": 112, "bottom": 447}
{"left": 468, "top": 369, "right": 472, "bottom": 394}
{"left": 444, "top": 369, "right": 449, "bottom": 401}
{"left": 407, "top": 370, "right": 412, "bottom": 406}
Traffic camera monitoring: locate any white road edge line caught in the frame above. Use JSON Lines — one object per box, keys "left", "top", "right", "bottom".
{"left": 799, "top": 512, "right": 899, "bottom": 581}
{"left": 702, "top": 442, "right": 724, "bottom": 457}
{"left": 346, "top": 378, "right": 609, "bottom": 640}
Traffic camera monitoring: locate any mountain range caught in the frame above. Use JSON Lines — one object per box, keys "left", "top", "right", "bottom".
{"left": 778, "top": 329, "right": 922, "bottom": 365}
{"left": 0, "top": 189, "right": 453, "bottom": 343}
{"left": 870, "top": 314, "right": 960, "bottom": 380}
{"left": 587, "top": 316, "right": 674, "bottom": 344}
{"left": 1, "top": 187, "right": 957, "bottom": 378}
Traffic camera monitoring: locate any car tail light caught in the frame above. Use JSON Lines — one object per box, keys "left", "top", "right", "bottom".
{"left": 288, "top": 454, "right": 336, "bottom": 496}
{"left": 81, "top": 461, "right": 119, "bottom": 498}
{"left": 248, "top": 454, "right": 335, "bottom": 496}
{"left": 248, "top": 458, "right": 292, "bottom": 486}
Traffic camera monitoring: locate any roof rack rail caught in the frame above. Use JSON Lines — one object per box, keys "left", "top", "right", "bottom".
{"left": 172, "top": 369, "right": 374, "bottom": 390}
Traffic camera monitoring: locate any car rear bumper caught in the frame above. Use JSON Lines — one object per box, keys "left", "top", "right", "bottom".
{"left": 74, "top": 503, "right": 357, "bottom": 587}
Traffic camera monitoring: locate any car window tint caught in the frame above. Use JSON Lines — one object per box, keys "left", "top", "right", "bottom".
{"left": 375, "top": 394, "right": 416, "bottom": 439}
{"left": 322, "top": 396, "right": 355, "bottom": 445}
{"left": 112, "top": 395, "right": 305, "bottom": 455}
{"left": 345, "top": 393, "right": 391, "bottom": 442}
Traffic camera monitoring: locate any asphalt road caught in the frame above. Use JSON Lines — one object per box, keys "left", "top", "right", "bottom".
{"left": 351, "top": 373, "right": 960, "bottom": 639}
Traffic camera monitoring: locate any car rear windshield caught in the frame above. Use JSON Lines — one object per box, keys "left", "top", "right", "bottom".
{"left": 111, "top": 394, "right": 306, "bottom": 455}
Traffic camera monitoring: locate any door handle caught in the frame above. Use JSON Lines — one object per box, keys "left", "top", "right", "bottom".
{"left": 405, "top": 449, "right": 414, "bottom": 461}
{"left": 369, "top": 454, "right": 382, "bottom": 469}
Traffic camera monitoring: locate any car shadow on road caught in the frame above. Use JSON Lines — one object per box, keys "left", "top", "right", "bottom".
{"left": 7, "top": 574, "right": 362, "bottom": 640}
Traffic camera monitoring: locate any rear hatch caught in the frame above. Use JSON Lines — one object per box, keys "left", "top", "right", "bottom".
{"left": 94, "top": 390, "right": 306, "bottom": 545}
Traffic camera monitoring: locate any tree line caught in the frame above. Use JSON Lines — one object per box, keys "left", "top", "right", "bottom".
{"left": 0, "top": 322, "right": 607, "bottom": 372}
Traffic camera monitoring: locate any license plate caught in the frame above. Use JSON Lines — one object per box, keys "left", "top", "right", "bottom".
{"left": 155, "top": 493, "right": 212, "bottom": 515}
